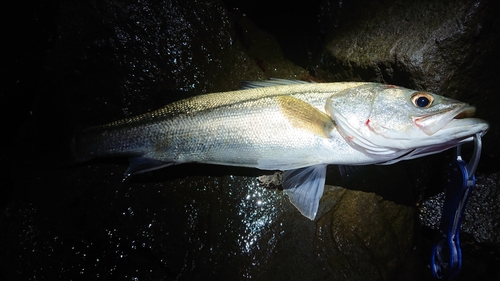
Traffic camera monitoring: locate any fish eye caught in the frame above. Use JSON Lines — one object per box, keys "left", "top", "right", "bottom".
{"left": 411, "top": 92, "right": 433, "bottom": 108}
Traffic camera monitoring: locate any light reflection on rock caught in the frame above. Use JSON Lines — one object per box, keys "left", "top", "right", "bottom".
{"left": 236, "top": 177, "right": 281, "bottom": 255}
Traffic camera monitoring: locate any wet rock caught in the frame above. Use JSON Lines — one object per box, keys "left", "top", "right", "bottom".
{"left": 39, "top": 0, "right": 315, "bottom": 128}
{"left": 420, "top": 172, "right": 500, "bottom": 244}
{"left": 316, "top": 187, "right": 414, "bottom": 280}
{"left": 224, "top": 0, "right": 324, "bottom": 68}
{"left": 316, "top": 0, "right": 496, "bottom": 92}
{"left": 2, "top": 159, "right": 414, "bottom": 280}
{"left": 232, "top": 13, "right": 309, "bottom": 79}
{"left": 42, "top": 0, "right": 266, "bottom": 125}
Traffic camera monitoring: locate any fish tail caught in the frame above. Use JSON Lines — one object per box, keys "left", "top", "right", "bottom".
{"left": 72, "top": 122, "right": 150, "bottom": 163}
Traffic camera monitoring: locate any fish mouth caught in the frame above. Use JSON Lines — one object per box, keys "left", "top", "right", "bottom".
{"left": 415, "top": 104, "right": 477, "bottom": 135}
{"left": 412, "top": 114, "right": 488, "bottom": 157}
{"left": 387, "top": 114, "right": 488, "bottom": 163}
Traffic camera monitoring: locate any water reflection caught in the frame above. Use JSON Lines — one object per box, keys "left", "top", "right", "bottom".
{"left": 230, "top": 176, "right": 282, "bottom": 255}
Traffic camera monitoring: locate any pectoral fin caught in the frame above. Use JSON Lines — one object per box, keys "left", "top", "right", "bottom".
{"left": 283, "top": 165, "right": 327, "bottom": 220}
{"left": 276, "top": 96, "right": 335, "bottom": 138}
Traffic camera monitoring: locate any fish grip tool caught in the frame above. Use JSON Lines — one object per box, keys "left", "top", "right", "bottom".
{"left": 431, "top": 133, "right": 482, "bottom": 280}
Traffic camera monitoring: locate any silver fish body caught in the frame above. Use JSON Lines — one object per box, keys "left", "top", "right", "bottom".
{"left": 75, "top": 81, "right": 375, "bottom": 170}
{"left": 74, "top": 79, "right": 489, "bottom": 219}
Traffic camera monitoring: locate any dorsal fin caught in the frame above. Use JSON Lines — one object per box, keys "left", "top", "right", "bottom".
{"left": 240, "top": 78, "right": 313, "bottom": 89}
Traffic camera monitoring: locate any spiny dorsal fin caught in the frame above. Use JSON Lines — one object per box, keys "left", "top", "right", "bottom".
{"left": 240, "top": 78, "right": 313, "bottom": 89}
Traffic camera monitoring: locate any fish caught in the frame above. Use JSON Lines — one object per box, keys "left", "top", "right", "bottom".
{"left": 73, "top": 79, "right": 489, "bottom": 220}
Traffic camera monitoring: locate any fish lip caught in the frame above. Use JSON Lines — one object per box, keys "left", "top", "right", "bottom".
{"left": 414, "top": 104, "right": 476, "bottom": 135}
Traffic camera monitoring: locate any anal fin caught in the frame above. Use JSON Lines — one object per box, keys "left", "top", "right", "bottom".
{"left": 125, "top": 156, "right": 174, "bottom": 175}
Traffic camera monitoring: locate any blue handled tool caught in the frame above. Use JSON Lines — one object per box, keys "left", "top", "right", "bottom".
{"left": 431, "top": 133, "right": 482, "bottom": 280}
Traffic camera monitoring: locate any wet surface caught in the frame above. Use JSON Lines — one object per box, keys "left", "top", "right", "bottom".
{"left": 2, "top": 155, "right": 416, "bottom": 280}
{"left": 2, "top": 161, "right": 285, "bottom": 280}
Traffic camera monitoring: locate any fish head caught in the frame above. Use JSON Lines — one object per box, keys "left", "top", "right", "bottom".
{"left": 325, "top": 83, "right": 489, "bottom": 163}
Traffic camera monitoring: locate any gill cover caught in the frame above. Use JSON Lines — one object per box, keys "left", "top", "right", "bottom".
{"left": 325, "top": 84, "right": 400, "bottom": 157}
